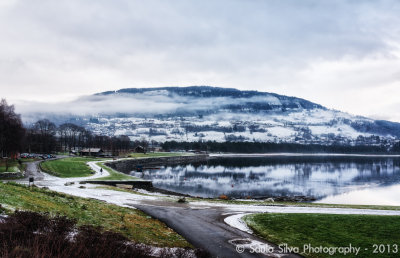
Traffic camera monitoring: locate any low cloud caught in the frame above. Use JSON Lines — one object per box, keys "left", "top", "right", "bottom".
{"left": 15, "top": 91, "right": 295, "bottom": 123}
{"left": 16, "top": 94, "right": 183, "bottom": 120}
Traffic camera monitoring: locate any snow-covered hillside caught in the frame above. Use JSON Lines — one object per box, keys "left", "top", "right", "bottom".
{"left": 66, "top": 86, "right": 400, "bottom": 146}
{"left": 84, "top": 109, "right": 393, "bottom": 145}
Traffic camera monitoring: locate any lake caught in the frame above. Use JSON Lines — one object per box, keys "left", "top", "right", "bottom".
{"left": 130, "top": 154, "right": 400, "bottom": 205}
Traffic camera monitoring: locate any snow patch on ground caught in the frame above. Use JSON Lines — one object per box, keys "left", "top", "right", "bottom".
{"left": 134, "top": 188, "right": 172, "bottom": 197}
{"left": 224, "top": 213, "right": 254, "bottom": 234}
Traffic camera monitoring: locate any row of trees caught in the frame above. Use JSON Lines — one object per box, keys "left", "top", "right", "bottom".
{"left": 26, "top": 119, "right": 134, "bottom": 154}
{"left": 0, "top": 99, "right": 25, "bottom": 158}
{"left": 1, "top": 99, "right": 143, "bottom": 156}
{"left": 161, "top": 141, "right": 393, "bottom": 154}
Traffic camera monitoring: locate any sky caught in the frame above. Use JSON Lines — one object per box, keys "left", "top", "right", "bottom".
{"left": 1, "top": 0, "right": 400, "bottom": 121}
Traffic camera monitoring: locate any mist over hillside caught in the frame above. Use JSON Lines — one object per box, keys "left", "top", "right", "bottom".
{"left": 17, "top": 86, "right": 400, "bottom": 146}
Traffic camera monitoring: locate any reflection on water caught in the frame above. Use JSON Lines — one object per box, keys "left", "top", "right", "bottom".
{"left": 130, "top": 156, "right": 400, "bottom": 203}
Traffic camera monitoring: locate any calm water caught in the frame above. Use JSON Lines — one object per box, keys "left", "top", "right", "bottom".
{"left": 130, "top": 155, "right": 400, "bottom": 205}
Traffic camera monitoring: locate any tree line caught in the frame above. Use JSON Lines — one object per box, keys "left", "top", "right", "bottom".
{"left": 26, "top": 119, "right": 139, "bottom": 154}
{"left": 0, "top": 99, "right": 141, "bottom": 157}
{"left": 161, "top": 140, "right": 397, "bottom": 154}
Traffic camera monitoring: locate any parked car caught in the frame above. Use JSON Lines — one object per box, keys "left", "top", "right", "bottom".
{"left": 20, "top": 153, "right": 29, "bottom": 158}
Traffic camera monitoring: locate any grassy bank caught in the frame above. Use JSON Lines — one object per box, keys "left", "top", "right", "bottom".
{"left": 40, "top": 157, "right": 107, "bottom": 177}
{"left": 40, "top": 153, "right": 187, "bottom": 178}
{"left": 1, "top": 211, "right": 197, "bottom": 257}
{"left": 244, "top": 213, "right": 400, "bottom": 258}
{"left": 0, "top": 182, "right": 190, "bottom": 248}
{"left": 40, "top": 157, "right": 139, "bottom": 180}
{"left": 0, "top": 160, "right": 21, "bottom": 173}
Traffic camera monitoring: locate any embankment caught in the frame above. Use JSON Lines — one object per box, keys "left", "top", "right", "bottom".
{"left": 105, "top": 154, "right": 209, "bottom": 174}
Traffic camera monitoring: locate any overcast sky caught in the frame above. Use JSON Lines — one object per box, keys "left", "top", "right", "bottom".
{"left": 1, "top": 0, "right": 400, "bottom": 121}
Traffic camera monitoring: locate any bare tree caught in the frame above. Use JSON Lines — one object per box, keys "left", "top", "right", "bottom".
{"left": 28, "top": 119, "right": 57, "bottom": 153}
{"left": 0, "top": 99, "right": 25, "bottom": 169}
{"left": 58, "top": 123, "right": 85, "bottom": 152}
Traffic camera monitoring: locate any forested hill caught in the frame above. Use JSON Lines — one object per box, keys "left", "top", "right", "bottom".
{"left": 97, "top": 86, "right": 324, "bottom": 111}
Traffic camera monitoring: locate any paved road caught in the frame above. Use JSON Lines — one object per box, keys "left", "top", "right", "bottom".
{"left": 24, "top": 160, "right": 45, "bottom": 180}
{"left": 133, "top": 204, "right": 300, "bottom": 258}
{"left": 21, "top": 155, "right": 69, "bottom": 182}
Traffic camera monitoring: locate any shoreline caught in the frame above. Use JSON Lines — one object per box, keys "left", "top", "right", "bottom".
{"left": 136, "top": 186, "right": 318, "bottom": 203}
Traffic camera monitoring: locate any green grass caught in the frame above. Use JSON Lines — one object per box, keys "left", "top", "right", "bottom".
{"left": 94, "top": 163, "right": 139, "bottom": 181}
{"left": 0, "top": 181, "right": 191, "bottom": 248}
{"left": 40, "top": 157, "right": 107, "bottom": 178}
{"left": 20, "top": 158, "right": 40, "bottom": 163}
{"left": 40, "top": 153, "right": 187, "bottom": 179}
{"left": 0, "top": 160, "right": 21, "bottom": 173}
{"left": 244, "top": 213, "right": 400, "bottom": 258}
